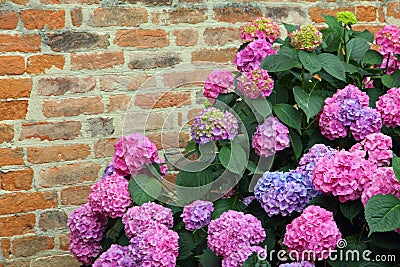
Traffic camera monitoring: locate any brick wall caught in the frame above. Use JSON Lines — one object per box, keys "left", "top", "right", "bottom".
{"left": 0, "top": 0, "right": 398, "bottom": 265}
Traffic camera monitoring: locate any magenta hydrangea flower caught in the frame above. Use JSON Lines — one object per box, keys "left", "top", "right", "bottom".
{"left": 297, "top": 144, "right": 338, "bottom": 173}
{"left": 240, "top": 17, "right": 281, "bottom": 43}
{"left": 204, "top": 70, "right": 234, "bottom": 99}
{"left": 234, "top": 39, "right": 277, "bottom": 72}
{"left": 279, "top": 262, "right": 315, "bottom": 267}
{"left": 237, "top": 68, "right": 274, "bottom": 99}
{"left": 361, "top": 167, "right": 400, "bottom": 206}
{"left": 313, "top": 149, "right": 377, "bottom": 203}
{"left": 112, "top": 137, "right": 130, "bottom": 176}
{"left": 318, "top": 102, "right": 348, "bottom": 140}
{"left": 349, "top": 107, "right": 382, "bottom": 141}
{"left": 191, "top": 107, "right": 238, "bottom": 144}
{"left": 69, "top": 239, "right": 102, "bottom": 266}
{"left": 351, "top": 133, "right": 392, "bottom": 166}
{"left": 252, "top": 116, "right": 290, "bottom": 157}
{"left": 376, "top": 25, "right": 400, "bottom": 55}
{"left": 181, "top": 200, "right": 214, "bottom": 231}
{"left": 208, "top": 210, "right": 265, "bottom": 266}
{"left": 376, "top": 88, "right": 400, "bottom": 127}
{"left": 283, "top": 205, "right": 342, "bottom": 261}
{"left": 93, "top": 244, "right": 142, "bottom": 267}
{"left": 290, "top": 24, "right": 323, "bottom": 52}
{"left": 122, "top": 202, "right": 174, "bottom": 239}
{"left": 88, "top": 174, "right": 132, "bottom": 218}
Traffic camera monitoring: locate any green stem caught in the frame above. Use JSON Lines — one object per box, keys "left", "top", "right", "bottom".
{"left": 343, "top": 28, "right": 348, "bottom": 63}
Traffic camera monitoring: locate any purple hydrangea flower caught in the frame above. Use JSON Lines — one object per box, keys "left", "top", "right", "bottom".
{"left": 101, "top": 163, "right": 115, "bottom": 180}
{"left": 181, "top": 200, "right": 214, "bottom": 231}
{"left": 350, "top": 107, "right": 382, "bottom": 141}
{"left": 279, "top": 262, "right": 315, "bottom": 267}
{"left": 234, "top": 39, "right": 277, "bottom": 72}
{"left": 204, "top": 70, "right": 234, "bottom": 99}
{"left": 69, "top": 239, "right": 102, "bottom": 266}
{"left": 93, "top": 244, "right": 142, "bottom": 267}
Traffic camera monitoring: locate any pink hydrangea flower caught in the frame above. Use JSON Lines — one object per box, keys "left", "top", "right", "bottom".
{"left": 234, "top": 39, "right": 277, "bottom": 72}
{"left": 318, "top": 102, "right": 348, "bottom": 140}
{"left": 252, "top": 116, "right": 290, "bottom": 157}
{"left": 240, "top": 17, "right": 281, "bottom": 43}
{"left": 237, "top": 68, "right": 274, "bottom": 99}
{"left": 122, "top": 202, "right": 174, "bottom": 238}
{"left": 376, "top": 88, "right": 400, "bottom": 127}
{"left": 181, "top": 200, "right": 214, "bottom": 231}
{"left": 283, "top": 205, "right": 342, "bottom": 261}
{"left": 69, "top": 239, "right": 102, "bottom": 266}
{"left": 88, "top": 174, "right": 132, "bottom": 218}
{"left": 351, "top": 133, "right": 392, "bottom": 166}
{"left": 376, "top": 25, "right": 400, "bottom": 55}
{"left": 204, "top": 70, "right": 234, "bottom": 99}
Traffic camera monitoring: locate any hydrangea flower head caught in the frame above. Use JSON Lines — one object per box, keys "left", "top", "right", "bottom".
{"left": 101, "top": 163, "right": 115, "bottom": 179}
{"left": 297, "top": 144, "right": 337, "bottom": 179}
{"left": 290, "top": 24, "right": 323, "bottom": 52}
{"left": 181, "top": 200, "right": 214, "bottom": 231}
{"left": 376, "top": 88, "right": 400, "bottom": 127}
{"left": 241, "top": 17, "right": 281, "bottom": 43}
{"left": 350, "top": 107, "right": 382, "bottom": 141}
{"left": 351, "top": 133, "right": 392, "bottom": 166}
{"left": 318, "top": 102, "right": 347, "bottom": 140}
{"left": 337, "top": 11, "right": 358, "bottom": 25}
{"left": 283, "top": 205, "right": 342, "bottom": 260}
{"left": 237, "top": 68, "right": 274, "bottom": 99}
{"left": 234, "top": 39, "right": 277, "bottom": 72}
{"left": 376, "top": 25, "right": 400, "bottom": 55}
{"left": 88, "top": 174, "right": 132, "bottom": 218}
{"left": 93, "top": 244, "right": 142, "bottom": 267}
{"left": 69, "top": 239, "right": 102, "bottom": 266}
{"left": 122, "top": 202, "right": 174, "bottom": 238}
{"left": 252, "top": 116, "right": 290, "bottom": 157}
{"left": 279, "top": 262, "right": 315, "bottom": 267}
{"left": 204, "top": 70, "right": 235, "bottom": 99}
{"left": 191, "top": 107, "right": 238, "bottom": 144}
{"left": 254, "top": 171, "right": 317, "bottom": 216}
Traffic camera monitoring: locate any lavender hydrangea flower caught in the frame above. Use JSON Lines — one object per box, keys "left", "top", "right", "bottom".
{"left": 350, "top": 107, "right": 382, "bottom": 141}
{"left": 181, "top": 200, "right": 214, "bottom": 231}
{"left": 93, "top": 244, "right": 142, "bottom": 267}
{"left": 69, "top": 239, "right": 102, "bottom": 266}
{"left": 101, "top": 163, "right": 115, "bottom": 180}
{"left": 234, "top": 39, "right": 277, "bottom": 72}
{"left": 279, "top": 262, "right": 315, "bottom": 267}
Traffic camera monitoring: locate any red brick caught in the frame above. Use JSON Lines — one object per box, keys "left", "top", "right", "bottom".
{"left": 71, "top": 52, "right": 124, "bottom": 70}
{"left": 309, "top": 7, "right": 355, "bottom": 23}
{"left": 148, "top": 131, "right": 189, "bottom": 149}
{"left": 61, "top": 185, "right": 91, "bottom": 205}
{"left": 20, "top": 9, "right": 65, "bottom": 30}
{"left": 0, "top": 34, "right": 41, "bottom": 53}
{"left": 0, "top": 78, "right": 32, "bottom": 99}
{"left": 11, "top": 236, "right": 54, "bottom": 257}
{"left": 192, "top": 48, "right": 237, "bottom": 63}
{"left": 42, "top": 96, "right": 104, "bottom": 117}
{"left": 31, "top": 255, "right": 81, "bottom": 267}
{"left": 37, "top": 76, "right": 96, "bottom": 96}
{"left": 135, "top": 91, "right": 191, "bottom": 109}
{"left": 0, "top": 100, "right": 28, "bottom": 121}
{"left": 59, "top": 234, "right": 69, "bottom": 251}
{"left": 90, "top": 7, "right": 147, "bottom": 27}
{"left": 388, "top": 2, "right": 400, "bottom": 19}
{"left": 114, "top": 29, "right": 169, "bottom": 48}
{"left": 0, "top": 148, "right": 24, "bottom": 167}
{"left": 0, "top": 214, "right": 35, "bottom": 237}
{"left": 0, "top": 238, "right": 11, "bottom": 259}
{"left": 152, "top": 8, "right": 206, "bottom": 25}
{"left": 163, "top": 69, "right": 211, "bottom": 88}
{"left": 26, "top": 54, "right": 65, "bottom": 74}
{"left": 0, "top": 11, "right": 18, "bottom": 30}
{"left": 356, "top": 6, "right": 376, "bottom": 22}
{"left": 214, "top": 6, "right": 262, "bottom": 22}
{"left": 94, "top": 138, "right": 117, "bottom": 158}
{"left": 71, "top": 7, "right": 82, "bottom": 26}
{"left": 0, "top": 191, "right": 58, "bottom": 215}
{"left": 0, "top": 124, "right": 13, "bottom": 143}
{"left": 9, "top": 0, "right": 29, "bottom": 4}
{"left": 0, "top": 169, "right": 33, "bottom": 191}
{"left": 174, "top": 29, "right": 198, "bottom": 46}
{"left": 378, "top": 6, "right": 385, "bottom": 23}
{"left": 27, "top": 144, "right": 91, "bottom": 164}
{"left": 20, "top": 121, "right": 81, "bottom": 141}
{"left": 0, "top": 56, "right": 25, "bottom": 75}
{"left": 38, "top": 162, "right": 101, "bottom": 188}
{"left": 41, "top": 0, "right": 100, "bottom": 3}
{"left": 204, "top": 27, "right": 240, "bottom": 46}
{"left": 352, "top": 25, "right": 383, "bottom": 37}
{"left": 108, "top": 94, "right": 131, "bottom": 112}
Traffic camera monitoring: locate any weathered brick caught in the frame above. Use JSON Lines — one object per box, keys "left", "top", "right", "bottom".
{"left": 27, "top": 144, "right": 91, "bottom": 164}
{"left": 148, "top": 131, "right": 189, "bottom": 149}
{"left": 0, "top": 124, "right": 13, "bottom": 143}
{"left": 61, "top": 185, "right": 91, "bottom": 205}
{"left": 0, "top": 101, "right": 28, "bottom": 121}
{"left": 59, "top": 234, "right": 69, "bottom": 250}
{"left": 20, "top": 121, "right": 81, "bottom": 141}
{"left": 26, "top": 54, "right": 65, "bottom": 74}
{"left": 87, "top": 117, "right": 114, "bottom": 137}
{"left": 134, "top": 91, "right": 191, "bottom": 109}
{"left": 265, "top": 6, "right": 305, "bottom": 23}
{"left": 108, "top": 94, "right": 131, "bottom": 112}
{"left": 71, "top": 52, "right": 124, "bottom": 70}
{"left": 0, "top": 56, "right": 25, "bottom": 75}
{"left": 38, "top": 162, "right": 101, "bottom": 188}
{"left": 174, "top": 29, "right": 198, "bottom": 46}
{"left": 163, "top": 69, "right": 211, "bottom": 88}
{"left": 0, "top": 238, "right": 11, "bottom": 259}
{"left": 128, "top": 52, "right": 181, "bottom": 69}
{"left": 94, "top": 138, "right": 117, "bottom": 158}
{"left": 0, "top": 78, "right": 32, "bottom": 99}
{"left": 100, "top": 74, "right": 150, "bottom": 92}
{"left": 0, "top": 258, "right": 30, "bottom": 267}
{"left": 37, "top": 76, "right": 96, "bottom": 96}
{"left": 204, "top": 27, "right": 240, "bottom": 46}
{"left": 0, "top": 11, "right": 18, "bottom": 30}
{"left": 214, "top": 6, "right": 262, "bottom": 22}
{"left": 11, "top": 236, "right": 54, "bottom": 257}
{"left": 46, "top": 32, "right": 109, "bottom": 52}
{"left": 115, "top": 29, "right": 169, "bottom": 48}
{"left": 356, "top": 6, "right": 376, "bottom": 22}
{"left": 123, "top": 110, "right": 175, "bottom": 132}
{"left": 387, "top": 2, "right": 400, "bottom": 19}
{"left": 192, "top": 48, "right": 237, "bottom": 63}
{"left": 38, "top": 210, "right": 68, "bottom": 230}
{"left": 31, "top": 255, "right": 81, "bottom": 267}
{"left": 152, "top": 8, "right": 206, "bottom": 25}
{"left": 71, "top": 7, "right": 82, "bottom": 26}
{"left": 0, "top": 169, "right": 33, "bottom": 191}
{"left": 0, "top": 34, "right": 41, "bottom": 52}
{"left": 0, "top": 148, "right": 24, "bottom": 167}
{"left": 378, "top": 6, "right": 385, "bottom": 23}
{"left": 20, "top": 9, "right": 65, "bottom": 30}
{"left": 309, "top": 7, "right": 354, "bottom": 23}
{"left": 0, "top": 214, "right": 35, "bottom": 237}
{"left": 125, "top": 0, "right": 172, "bottom": 4}
{"left": 40, "top": 0, "right": 100, "bottom": 4}
{"left": 90, "top": 8, "right": 148, "bottom": 27}
{"left": 42, "top": 96, "right": 104, "bottom": 117}
{"left": 0, "top": 191, "right": 58, "bottom": 215}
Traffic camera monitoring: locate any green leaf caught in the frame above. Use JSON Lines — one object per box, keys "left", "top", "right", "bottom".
{"left": 196, "top": 248, "right": 222, "bottom": 267}
{"left": 243, "top": 253, "right": 271, "bottom": 267}
{"left": 279, "top": 45, "right": 300, "bottom": 62}
{"left": 322, "top": 14, "right": 342, "bottom": 31}
{"left": 251, "top": 97, "right": 272, "bottom": 119}
{"left": 382, "top": 70, "right": 400, "bottom": 88}
{"left": 284, "top": 23, "right": 298, "bottom": 33}
{"left": 212, "top": 198, "right": 246, "bottom": 219}
{"left": 298, "top": 50, "right": 322, "bottom": 74}
{"left": 289, "top": 129, "right": 302, "bottom": 160}
{"left": 392, "top": 155, "right": 400, "bottom": 182}
{"left": 273, "top": 104, "right": 302, "bottom": 133}
{"left": 293, "top": 86, "right": 324, "bottom": 122}
{"left": 177, "top": 231, "right": 196, "bottom": 260}
{"left": 318, "top": 53, "right": 347, "bottom": 81}
{"left": 346, "top": 38, "right": 370, "bottom": 62}
{"left": 365, "top": 194, "right": 400, "bottom": 236}
{"left": 363, "top": 50, "right": 384, "bottom": 66}
{"left": 340, "top": 200, "right": 363, "bottom": 223}
{"left": 219, "top": 142, "right": 247, "bottom": 175}
{"left": 367, "top": 232, "right": 400, "bottom": 250}
{"left": 366, "top": 87, "right": 384, "bottom": 108}
{"left": 175, "top": 169, "right": 213, "bottom": 205}
{"left": 129, "top": 174, "right": 162, "bottom": 205}
{"left": 261, "top": 55, "right": 299, "bottom": 72}
{"left": 351, "top": 29, "right": 374, "bottom": 43}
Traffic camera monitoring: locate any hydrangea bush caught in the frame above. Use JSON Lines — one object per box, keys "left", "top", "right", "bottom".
{"left": 69, "top": 14, "right": 400, "bottom": 267}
